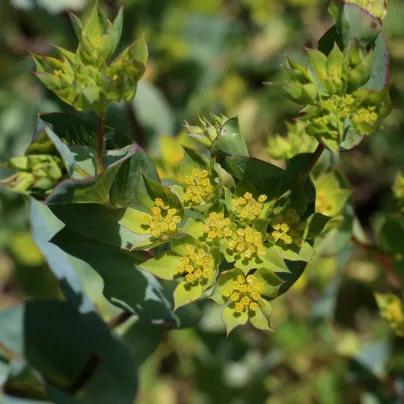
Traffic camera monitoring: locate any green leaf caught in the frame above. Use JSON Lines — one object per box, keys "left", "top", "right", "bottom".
{"left": 49, "top": 204, "right": 141, "bottom": 249}
{"left": 110, "top": 146, "right": 159, "bottom": 208}
{"left": 317, "top": 25, "right": 340, "bottom": 55}
{"left": 122, "top": 320, "right": 164, "bottom": 366}
{"left": 0, "top": 302, "right": 138, "bottom": 403}
{"left": 182, "top": 218, "right": 204, "bottom": 239}
{"left": 51, "top": 227, "right": 197, "bottom": 327}
{"left": 254, "top": 268, "right": 284, "bottom": 299}
{"left": 131, "top": 81, "right": 174, "bottom": 136}
{"left": 45, "top": 145, "right": 137, "bottom": 205}
{"left": 30, "top": 200, "right": 96, "bottom": 313}
{"left": 139, "top": 251, "right": 182, "bottom": 280}
{"left": 39, "top": 112, "right": 131, "bottom": 150}
{"left": 280, "top": 242, "right": 316, "bottom": 262}
{"left": 210, "top": 117, "right": 248, "bottom": 160}
{"left": 364, "top": 33, "right": 390, "bottom": 91}
{"left": 180, "top": 146, "right": 210, "bottom": 178}
{"left": 277, "top": 261, "right": 308, "bottom": 296}
{"left": 304, "top": 213, "right": 332, "bottom": 239}
{"left": 249, "top": 299, "right": 273, "bottom": 331}
{"left": 221, "top": 305, "right": 248, "bottom": 335}
{"left": 136, "top": 174, "right": 184, "bottom": 214}
{"left": 378, "top": 215, "right": 404, "bottom": 254}
{"left": 223, "top": 156, "right": 292, "bottom": 202}
{"left": 270, "top": 83, "right": 318, "bottom": 105}
{"left": 211, "top": 268, "right": 242, "bottom": 305}
{"left": 307, "top": 49, "right": 328, "bottom": 79}
{"left": 29, "top": 125, "right": 75, "bottom": 176}
{"left": 174, "top": 282, "right": 204, "bottom": 310}
{"left": 328, "top": 1, "right": 383, "bottom": 48}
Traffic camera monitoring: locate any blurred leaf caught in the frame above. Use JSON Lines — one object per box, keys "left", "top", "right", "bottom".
{"left": 0, "top": 302, "right": 138, "bottom": 403}
{"left": 30, "top": 199, "right": 95, "bottom": 313}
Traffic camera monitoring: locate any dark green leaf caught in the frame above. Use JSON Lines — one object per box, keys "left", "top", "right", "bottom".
{"left": 0, "top": 302, "right": 138, "bottom": 404}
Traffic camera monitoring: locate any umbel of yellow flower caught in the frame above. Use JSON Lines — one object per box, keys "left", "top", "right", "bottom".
{"left": 144, "top": 198, "right": 182, "bottom": 238}
{"left": 270, "top": 208, "right": 305, "bottom": 247}
{"left": 227, "top": 227, "right": 267, "bottom": 260}
{"left": 376, "top": 293, "right": 404, "bottom": 337}
{"left": 232, "top": 192, "right": 267, "bottom": 222}
{"left": 202, "top": 212, "right": 233, "bottom": 242}
{"left": 176, "top": 244, "right": 213, "bottom": 285}
{"left": 223, "top": 274, "right": 264, "bottom": 313}
{"left": 184, "top": 168, "right": 215, "bottom": 205}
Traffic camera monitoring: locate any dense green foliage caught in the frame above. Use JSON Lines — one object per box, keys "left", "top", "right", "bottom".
{"left": 2, "top": 0, "right": 404, "bottom": 403}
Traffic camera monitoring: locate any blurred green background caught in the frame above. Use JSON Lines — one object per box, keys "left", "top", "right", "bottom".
{"left": 2, "top": 0, "right": 404, "bottom": 403}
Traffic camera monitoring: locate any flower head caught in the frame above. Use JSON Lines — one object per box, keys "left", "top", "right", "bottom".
{"left": 227, "top": 226, "right": 267, "bottom": 260}
{"left": 232, "top": 192, "right": 267, "bottom": 222}
{"left": 223, "top": 274, "right": 264, "bottom": 313}
{"left": 184, "top": 168, "right": 215, "bottom": 205}
{"left": 269, "top": 208, "right": 305, "bottom": 247}
{"left": 176, "top": 244, "right": 214, "bottom": 285}
{"left": 202, "top": 212, "right": 233, "bottom": 242}
{"left": 144, "top": 198, "right": 182, "bottom": 239}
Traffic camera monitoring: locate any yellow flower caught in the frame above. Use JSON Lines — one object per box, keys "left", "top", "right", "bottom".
{"left": 270, "top": 208, "right": 305, "bottom": 247}
{"left": 202, "top": 212, "right": 233, "bottom": 242}
{"left": 176, "top": 245, "right": 213, "bottom": 285}
{"left": 144, "top": 198, "right": 182, "bottom": 239}
{"left": 232, "top": 192, "right": 267, "bottom": 222}
{"left": 227, "top": 226, "right": 267, "bottom": 259}
{"left": 352, "top": 106, "right": 378, "bottom": 127}
{"left": 223, "top": 274, "right": 264, "bottom": 313}
{"left": 184, "top": 168, "right": 215, "bottom": 205}
{"left": 377, "top": 294, "right": 404, "bottom": 337}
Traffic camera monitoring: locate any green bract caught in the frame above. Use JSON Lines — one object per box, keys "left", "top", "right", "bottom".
{"left": 211, "top": 268, "right": 282, "bottom": 334}
{"left": 269, "top": 39, "right": 391, "bottom": 153}
{"left": 32, "top": 4, "right": 147, "bottom": 115}
{"left": 267, "top": 121, "right": 317, "bottom": 161}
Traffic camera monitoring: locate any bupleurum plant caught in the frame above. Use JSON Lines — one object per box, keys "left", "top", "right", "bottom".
{"left": 0, "top": 5, "right": 399, "bottom": 400}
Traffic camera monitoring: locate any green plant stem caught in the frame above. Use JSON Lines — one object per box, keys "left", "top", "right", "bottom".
{"left": 96, "top": 115, "right": 105, "bottom": 174}
{"left": 299, "top": 142, "right": 325, "bottom": 181}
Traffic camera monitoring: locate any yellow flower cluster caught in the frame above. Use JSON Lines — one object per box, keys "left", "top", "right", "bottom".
{"left": 352, "top": 106, "right": 378, "bottom": 127}
{"left": 145, "top": 198, "right": 182, "bottom": 238}
{"left": 232, "top": 192, "right": 267, "bottom": 221}
{"left": 270, "top": 208, "right": 304, "bottom": 247}
{"left": 312, "top": 95, "right": 358, "bottom": 139}
{"left": 223, "top": 274, "right": 264, "bottom": 313}
{"left": 227, "top": 227, "right": 266, "bottom": 259}
{"left": 176, "top": 244, "right": 213, "bottom": 284}
{"left": 379, "top": 294, "right": 404, "bottom": 337}
{"left": 184, "top": 168, "right": 215, "bottom": 205}
{"left": 202, "top": 212, "right": 233, "bottom": 241}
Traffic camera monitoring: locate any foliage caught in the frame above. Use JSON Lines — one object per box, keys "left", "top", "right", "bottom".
{"left": 1, "top": 0, "right": 404, "bottom": 403}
